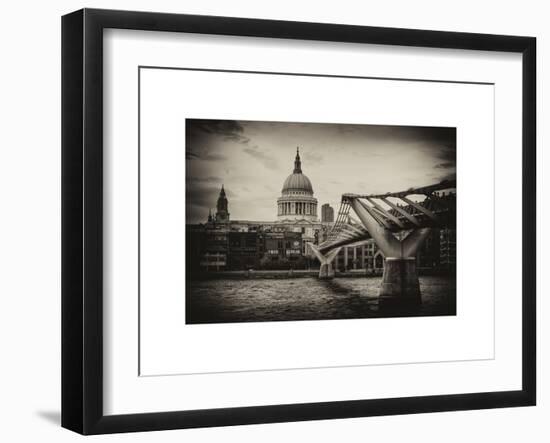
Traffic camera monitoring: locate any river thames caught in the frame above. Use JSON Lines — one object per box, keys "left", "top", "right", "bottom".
{"left": 186, "top": 275, "right": 456, "bottom": 324}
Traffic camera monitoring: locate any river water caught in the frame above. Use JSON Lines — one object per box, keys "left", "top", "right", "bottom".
{"left": 186, "top": 276, "right": 456, "bottom": 324}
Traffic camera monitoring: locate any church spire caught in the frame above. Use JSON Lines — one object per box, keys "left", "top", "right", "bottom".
{"left": 215, "top": 184, "right": 229, "bottom": 223}
{"left": 293, "top": 147, "right": 302, "bottom": 173}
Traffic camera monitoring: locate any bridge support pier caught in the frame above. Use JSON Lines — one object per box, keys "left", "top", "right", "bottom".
{"left": 379, "top": 257, "right": 421, "bottom": 306}
{"left": 349, "top": 198, "right": 432, "bottom": 306}
{"left": 319, "top": 263, "right": 335, "bottom": 279}
{"left": 309, "top": 244, "right": 341, "bottom": 280}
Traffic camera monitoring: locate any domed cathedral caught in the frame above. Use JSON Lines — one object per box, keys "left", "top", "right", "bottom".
{"left": 277, "top": 148, "right": 318, "bottom": 221}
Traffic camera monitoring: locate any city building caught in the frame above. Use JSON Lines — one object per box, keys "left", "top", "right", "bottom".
{"left": 227, "top": 231, "right": 262, "bottom": 270}
{"left": 417, "top": 229, "right": 441, "bottom": 269}
{"left": 277, "top": 148, "right": 318, "bottom": 222}
{"left": 321, "top": 203, "right": 334, "bottom": 223}
{"left": 333, "top": 239, "right": 382, "bottom": 273}
{"left": 262, "top": 231, "right": 304, "bottom": 269}
{"left": 186, "top": 224, "right": 207, "bottom": 274}
{"left": 201, "top": 224, "right": 229, "bottom": 271}
{"left": 440, "top": 228, "right": 456, "bottom": 272}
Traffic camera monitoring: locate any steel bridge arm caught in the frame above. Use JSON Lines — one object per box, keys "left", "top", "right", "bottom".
{"left": 348, "top": 198, "right": 401, "bottom": 257}
{"left": 318, "top": 232, "right": 372, "bottom": 254}
{"left": 381, "top": 197, "right": 421, "bottom": 227}
{"left": 400, "top": 196, "right": 437, "bottom": 221}
{"left": 366, "top": 198, "right": 405, "bottom": 228}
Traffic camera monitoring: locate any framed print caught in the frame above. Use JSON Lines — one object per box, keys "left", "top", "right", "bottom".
{"left": 61, "top": 8, "right": 536, "bottom": 434}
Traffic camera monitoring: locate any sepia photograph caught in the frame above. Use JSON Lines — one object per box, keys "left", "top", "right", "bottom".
{"left": 185, "top": 118, "right": 456, "bottom": 324}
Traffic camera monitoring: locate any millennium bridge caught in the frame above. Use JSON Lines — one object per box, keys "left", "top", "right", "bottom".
{"left": 308, "top": 180, "right": 456, "bottom": 305}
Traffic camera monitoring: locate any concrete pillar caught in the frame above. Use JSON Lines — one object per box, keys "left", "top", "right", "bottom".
{"left": 379, "top": 257, "right": 421, "bottom": 305}
{"left": 309, "top": 244, "right": 341, "bottom": 280}
{"left": 319, "top": 263, "right": 335, "bottom": 279}
{"left": 344, "top": 247, "right": 348, "bottom": 271}
{"left": 349, "top": 198, "right": 432, "bottom": 305}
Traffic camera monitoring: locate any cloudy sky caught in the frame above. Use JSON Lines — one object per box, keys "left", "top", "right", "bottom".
{"left": 186, "top": 119, "right": 456, "bottom": 224}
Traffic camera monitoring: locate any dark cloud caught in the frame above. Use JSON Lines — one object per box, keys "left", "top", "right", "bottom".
{"left": 440, "top": 171, "right": 457, "bottom": 182}
{"left": 435, "top": 144, "right": 456, "bottom": 164}
{"left": 187, "top": 119, "right": 249, "bottom": 144}
{"left": 434, "top": 162, "right": 455, "bottom": 169}
{"left": 190, "top": 119, "right": 244, "bottom": 137}
{"left": 186, "top": 119, "right": 249, "bottom": 162}
{"left": 186, "top": 147, "right": 227, "bottom": 162}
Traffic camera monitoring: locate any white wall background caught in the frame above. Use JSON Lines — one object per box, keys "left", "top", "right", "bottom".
{"left": 0, "top": 0, "right": 545, "bottom": 441}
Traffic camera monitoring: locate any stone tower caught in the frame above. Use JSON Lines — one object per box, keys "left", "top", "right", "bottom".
{"left": 215, "top": 185, "right": 230, "bottom": 223}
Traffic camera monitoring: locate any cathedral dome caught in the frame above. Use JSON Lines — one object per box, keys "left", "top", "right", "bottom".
{"left": 277, "top": 147, "right": 318, "bottom": 222}
{"left": 281, "top": 147, "right": 314, "bottom": 194}
{"left": 282, "top": 172, "right": 313, "bottom": 193}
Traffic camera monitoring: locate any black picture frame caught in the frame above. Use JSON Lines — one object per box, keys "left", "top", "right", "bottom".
{"left": 62, "top": 8, "right": 536, "bottom": 435}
